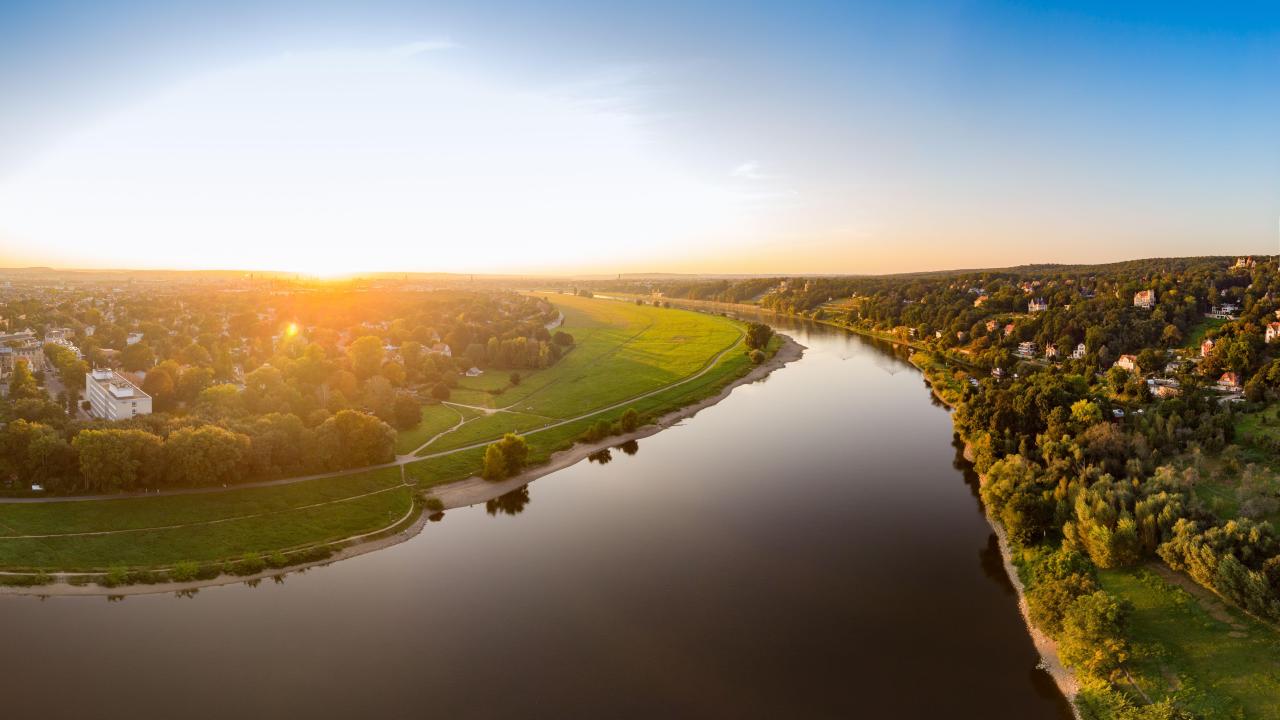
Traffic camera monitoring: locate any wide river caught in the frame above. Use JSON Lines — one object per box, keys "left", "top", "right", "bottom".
{"left": 1, "top": 317, "right": 1073, "bottom": 719}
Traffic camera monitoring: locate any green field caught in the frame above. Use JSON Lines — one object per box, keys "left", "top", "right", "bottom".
{"left": 415, "top": 293, "right": 743, "bottom": 454}
{"left": 0, "top": 295, "right": 754, "bottom": 579}
{"left": 1186, "top": 317, "right": 1230, "bottom": 349}
{"left": 394, "top": 403, "right": 469, "bottom": 454}
{"left": 1093, "top": 566, "right": 1280, "bottom": 719}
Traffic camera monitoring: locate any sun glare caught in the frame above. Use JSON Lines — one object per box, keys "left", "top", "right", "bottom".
{"left": 0, "top": 48, "right": 760, "bottom": 275}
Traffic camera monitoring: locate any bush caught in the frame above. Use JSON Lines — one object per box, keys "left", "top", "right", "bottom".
{"left": 232, "top": 552, "right": 266, "bottom": 576}
{"left": 266, "top": 551, "right": 289, "bottom": 569}
{"left": 748, "top": 349, "right": 766, "bottom": 365}
{"left": 620, "top": 408, "right": 640, "bottom": 433}
{"left": 169, "top": 561, "right": 200, "bottom": 582}
{"left": 101, "top": 566, "right": 128, "bottom": 588}
{"left": 431, "top": 382, "right": 451, "bottom": 401}
{"left": 509, "top": 372, "right": 522, "bottom": 386}
{"left": 584, "top": 419, "right": 614, "bottom": 443}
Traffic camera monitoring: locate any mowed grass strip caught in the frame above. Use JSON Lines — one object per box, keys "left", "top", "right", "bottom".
{"left": 1098, "top": 567, "right": 1280, "bottom": 719}
{"left": 0, "top": 467, "right": 403, "bottom": 537}
{"left": 394, "top": 403, "right": 463, "bottom": 454}
{"left": 0, "top": 485, "right": 412, "bottom": 570}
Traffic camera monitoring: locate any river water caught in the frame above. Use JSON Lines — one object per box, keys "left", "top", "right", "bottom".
{"left": 0, "top": 318, "right": 1072, "bottom": 719}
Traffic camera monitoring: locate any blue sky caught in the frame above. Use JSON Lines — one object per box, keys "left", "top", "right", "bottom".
{"left": 1, "top": 0, "right": 1277, "bottom": 274}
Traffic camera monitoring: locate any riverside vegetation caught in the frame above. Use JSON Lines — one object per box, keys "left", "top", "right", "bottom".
{"left": 603, "top": 257, "right": 1280, "bottom": 719}
{"left": 0, "top": 285, "right": 776, "bottom": 586}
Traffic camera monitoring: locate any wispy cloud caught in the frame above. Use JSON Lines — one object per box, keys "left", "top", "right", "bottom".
{"left": 732, "top": 161, "right": 767, "bottom": 181}
{"left": 390, "top": 39, "right": 460, "bottom": 57}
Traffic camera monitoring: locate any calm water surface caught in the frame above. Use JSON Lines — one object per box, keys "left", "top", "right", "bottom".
{"left": 1, "top": 319, "right": 1072, "bottom": 719}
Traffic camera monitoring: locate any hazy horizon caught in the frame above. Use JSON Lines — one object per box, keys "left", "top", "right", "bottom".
{"left": 0, "top": 251, "right": 1266, "bottom": 281}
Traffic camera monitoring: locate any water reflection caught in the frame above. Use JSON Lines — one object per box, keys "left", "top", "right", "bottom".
{"left": 485, "top": 485, "right": 531, "bottom": 516}
{"left": 588, "top": 448, "right": 612, "bottom": 464}
{"left": 617, "top": 439, "right": 639, "bottom": 455}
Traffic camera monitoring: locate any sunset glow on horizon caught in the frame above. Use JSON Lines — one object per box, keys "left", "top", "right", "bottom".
{"left": 1, "top": 1, "right": 1277, "bottom": 275}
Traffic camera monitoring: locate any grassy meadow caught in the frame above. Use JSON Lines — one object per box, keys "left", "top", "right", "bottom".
{"left": 1091, "top": 566, "right": 1280, "bottom": 719}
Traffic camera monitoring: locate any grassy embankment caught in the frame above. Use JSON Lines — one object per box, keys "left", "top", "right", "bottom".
{"left": 0, "top": 295, "right": 753, "bottom": 581}
{"left": 1079, "top": 567, "right": 1280, "bottom": 720}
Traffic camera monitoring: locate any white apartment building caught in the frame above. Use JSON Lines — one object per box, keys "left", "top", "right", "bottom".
{"left": 85, "top": 369, "right": 152, "bottom": 420}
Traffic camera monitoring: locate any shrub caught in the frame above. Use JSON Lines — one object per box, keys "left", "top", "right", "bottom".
{"left": 431, "top": 382, "right": 451, "bottom": 401}
{"left": 266, "top": 551, "right": 289, "bottom": 569}
{"left": 424, "top": 496, "right": 445, "bottom": 512}
{"left": 233, "top": 552, "right": 266, "bottom": 576}
{"left": 619, "top": 408, "right": 639, "bottom": 433}
{"left": 169, "top": 561, "right": 200, "bottom": 582}
{"left": 749, "top": 349, "right": 766, "bottom": 365}
{"left": 101, "top": 566, "right": 128, "bottom": 588}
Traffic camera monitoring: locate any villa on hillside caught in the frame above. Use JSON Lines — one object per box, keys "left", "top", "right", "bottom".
{"left": 1206, "top": 304, "right": 1239, "bottom": 320}
{"left": 1115, "top": 354, "right": 1138, "bottom": 372}
{"left": 1134, "top": 289, "right": 1156, "bottom": 309}
{"left": 1218, "top": 372, "right": 1242, "bottom": 393}
{"left": 1267, "top": 322, "right": 1280, "bottom": 344}
{"left": 1201, "top": 339, "right": 1215, "bottom": 357}
{"left": 1044, "top": 344, "right": 1057, "bottom": 359}
{"left": 1070, "top": 343, "right": 1087, "bottom": 360}
{"left": 1016, "top": 341, "right": 1037, "bottom": 358}
{"left": 1028, "top": 298, "right": 1048, "bottom": 312}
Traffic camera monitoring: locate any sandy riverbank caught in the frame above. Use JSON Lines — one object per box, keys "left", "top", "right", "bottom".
{"left": 964, "top": 444, "right": 1083, "bottom": 718}
{"left": 2, "top": 335, "right": 805, "bottom": 598}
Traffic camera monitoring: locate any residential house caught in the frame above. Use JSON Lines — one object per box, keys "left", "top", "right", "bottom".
{"left": 1044, "top": 344, "right": 1057, "bottom": 359}
{"left": 1134, "top": 289, "right": 1156, "bottom": 309}
{"left": 1028, "top": 298, "right": 1048, "bottom": 313}
{"left": 1267, "top": 322, "right": 1280, "bottom": 344}
{"left": 1003, "top": 323, "right": 1016, "bottom": 336}
{"left": 1070, "top": 343, "right": 1087, "bottom": 360}
{"left": 1201, "top": 339, "right": 1215, "bottom": 357}
{"left": 1147, "top": 378, "right": 1181, "bottom": 399}
{"left": 126, "top": 331, "right": 144, "bottom": 345}
{"left": 973, "top": 295, "right": 988, "bottom": 308}
{"left": 1217, "top": 372, "right": 1242, "bottom": 393}
{"left": 1016, "top": 341, "right": 1037, "bottom": 358}
{"left": 991, "top": 367, "right": 1005, "bottom": 379}
{"left": 1115, "top": 354, "right": 1138, "bottom": 372}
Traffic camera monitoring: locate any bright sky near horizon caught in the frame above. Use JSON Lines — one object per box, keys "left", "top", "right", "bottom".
{"left": 0, "top": 1, "right": 1277, "bottom": 276}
